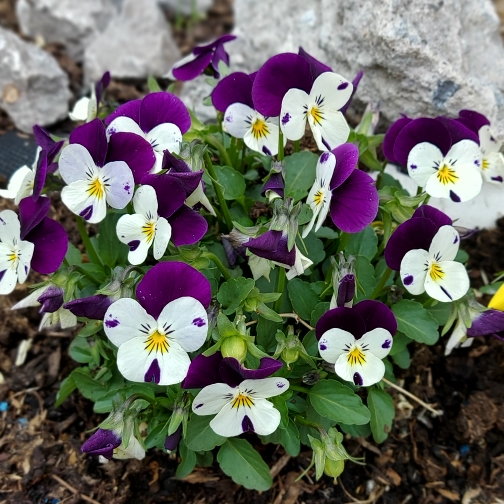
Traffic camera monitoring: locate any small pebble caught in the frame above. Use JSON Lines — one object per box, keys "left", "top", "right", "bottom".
{"left": 0, "top": 401, "right": 8, "bottom": 412}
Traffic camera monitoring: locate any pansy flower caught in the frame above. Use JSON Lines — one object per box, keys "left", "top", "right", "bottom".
{"left": 385, "top": 205, "right": 469, "bottom": 302}
{"left": 116, "top": 185, "right": 171, "bottom": 265}
{"left": 166, "top": 34, "right": 236, "bottom": 81}
{"left": 103, "top": 262, "right": 211, "bottom": 386}
{"left": 105, "top": 92, "right": 191, "bottom": 173}
{"left": 261, "top": 161, "right": 284, "bottom": 202}
{"left": 252, "top": 52, "right": 353, "bottom": 151}
{"left": 316, "top": 300, "right": 397, "bottom": 386}
{"left": 383, "top": 117, "right": 482, "bottom": 202}
{"left": 457, "top": 109, "right": 504, "bottom": 184}
{"left": 69, "top": 71, "right": 111, "bottom": 123}
{"left": 212, "top": 72, "right": 284, "bottom": 156}
{"left": 302, "top": 144, "right": 379, "bottom": 236}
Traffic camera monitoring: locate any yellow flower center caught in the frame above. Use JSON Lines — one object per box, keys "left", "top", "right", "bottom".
{"left": 144, "top": 330, "right": 169, "bottom": 354}
{"left": 314, "top": 189, "right": 325, "bottom": 206}
{"left": 142, "top": 221, "right": 156, "bottom": 244}
{"left": 347, "top": 347, "right": 366, "bottom": 366}
{"left": 309, "top": 106, "right": 323, "bottom": 126}
{"left": 429, "top": 262, "right": 445, "bottom": 281}
{"left": 251, "top": 118, "right": 269, "bottom": 140}
{"left": 87, "top": 177, "right": 105, "bottom": 200}
{"left": 231, "top": 393, "right": 254, "bottom": 409}
{"left": 8, "top": 251, "right": 18, "bottom": 264}
{"left": 436, "top": 164, "right": 458, "bottom": 185}
{"left": 482, "top": 158, "right": 489, "bottom": 170}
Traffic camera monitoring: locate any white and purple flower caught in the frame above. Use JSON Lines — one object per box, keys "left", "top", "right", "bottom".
{"left": 316, "top": 300, "right": 397, "bottom": 386}
{"left": 103, "top": 262, "right": 211, "bottom": 386}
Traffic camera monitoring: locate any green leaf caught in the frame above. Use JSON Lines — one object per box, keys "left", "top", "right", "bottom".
{"left": 298, "top": 204, "right": 313, "bottom": 225}
{"left": 310, "top": 302, "right": 330, "bottom": 327}
{"left": 287, "top": 279, "right": 320, "bottom": 320}
{"left": 284, "top": 151, "right": 318, "bottom": 201}
{"left": 340, "top": 422, "right": 371, "bottom": 437}
{"left": 389, "top": 332, "right": 410, "bottom": 356}
{"left": 65, "top": 243, "right": 82, "bottom": 265}
{"left": 309, "top": 379, "right": 371, "bottom": 425}
{"left": 392, "top": 299, "right": 440, "bottom": 344}
{"left": 176, "top": 440, "right": 197, "bottom": 478}
{"left": 261, "top": 419, "right": 300, "bottom": 456}
{"left": 217, "top": 277, "right": 255, "bottom": 313}
{"left": 390, "top": 347, "right": 410, "bottom": 369}
{"left": 77, "top": 320, "right": 103, "bottom": 338}
{"left": 368, "top": 388, "right": 395, "bottom": 444}
{"left": 185, "top": 415, "right": 226, "bottom": 452}
{"left": 71, "top": 368, "right": 106, "bottom": 401}
{"left": 97, "top": 213, "right": 128, "bottom": 269}
{"left": 270, "top": 395, "right": 289, "bottom": 429}
{"left": 297, "top": 233, "right": 325, "bottom": 266}
{"left": 214, "top": 165, "right": 246, "bottom": 200}
{"left": 147, "top": 75, "right": 161, "bottom": 92}
{"left": 256, "top": 317, "right": 282, "bottom": 353}
{"left": 315, "top": 226, "right": 339, "bottom": 239}
{"left": 217, "top": 438, "right": 272, "bottom": 491}
{"left": 69, "top": 337, "right": 95, "bottom": 364}
{"left": 427, "top": 302, "right": 453, "bottom": 326}
{"left": 145, "top": 422, "right": 169, "bottom": 450}
{"left": 354, "top": 256, "right": 376, "bottom": 302}
{"left": 55, "top": 374, "right": 77, "bottom": 407}
{"left": 346, "top": 226, "right": 378, "bottom": 260}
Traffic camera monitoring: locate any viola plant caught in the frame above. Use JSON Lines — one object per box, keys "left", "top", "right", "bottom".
{"left": 3, "top": 40, "right": 503, "bottom": 491}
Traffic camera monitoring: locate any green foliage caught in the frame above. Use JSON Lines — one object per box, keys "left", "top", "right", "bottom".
{"left": 185, "top": 415, "right": 226, "bottom": 451}
{"left": 392, "top": 299, "right": 440, "bottom": 344}
{"left": 213, "top": 165, "right": 246, "bottom": 200}
{"left": 368, "top": 388, "right": 395, "bottom": 443}
{"left": 284, "top": 151, "right": 318, "bottom": 201}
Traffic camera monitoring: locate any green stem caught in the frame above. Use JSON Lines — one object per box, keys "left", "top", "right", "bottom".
{"left": 294, "top": 140, "right": 300, "bottom": 153}
{"left": 203, "top": 152, "right": 233, "bottom": 231}
{"left": 202, "top": 252, "right": 231, "bottom": 280}
{"left": 337, "top": 231, "right": 349, "bottom": 253}
{"left": 274, "top": 267, "right": 286, "bottom": 312}
{"left": 289, "top": 385, "right": 310, "bottom": 394}
{"left": 76, "top": 217, "right": 103, "bottom": 266}
{"left": 71, "top": 265, "right": 103, "bottom": 285}
{"left": 377, "top": 211, "right": 392, "bottom": 256}
{"left": 370, "top": 266, "right": 393, "bottom": 299}
{"left": 277, "top": 130, "right": 284, "bottom": 161}
{"left": 204, "top": 134, "right": 233, "bottom": 167}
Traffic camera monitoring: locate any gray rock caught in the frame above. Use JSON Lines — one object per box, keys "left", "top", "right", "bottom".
{"left": 158, "top": 0, "right": 213, "bottom": 15}
{"left": 16, "top": 0, "right": 119, "bottom": 62}
{"left": 0, "top": 27, "right": 71, "bottom": 133}
{"left": 179, "top": 75, "right": 216, "bottom": 123}
{"left": 84, "top": 0, "right": 181, "bottom": 82}
{"left": 223, "top": 0, "right": 504, "bottom": 133}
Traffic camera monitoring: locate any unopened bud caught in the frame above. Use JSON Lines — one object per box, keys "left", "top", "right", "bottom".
{"left": 221, "top": 335, "right": 247, "bottom": 362}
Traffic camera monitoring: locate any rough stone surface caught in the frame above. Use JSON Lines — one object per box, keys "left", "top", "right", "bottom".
{"left": 84, "top": 0, "right": 180, "bottom": 82}
{"left": 221, "top": 0, "right": 504, "bottom": 134}
{"left": 158, "top": 0, "right": 213, "bottom": 15}
{"left": 0, "top": 27, "right": 71, "bottom": 134}
{"left": 180, "top": 75, "right": 216, "bottom": 124}
{"left": 16, "top": 0, "right": 119, "bottom": 62}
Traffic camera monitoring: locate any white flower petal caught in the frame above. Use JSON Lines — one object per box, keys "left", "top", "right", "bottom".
{"left": 244, "top": 117, "right": 281, "bottom": 156}
{"left": 104, "top": 298, "right": 156, "bottom": 347}
{"left": 424, "top": 260, "right": 470, "bottom": 302}
{"left": 13, "top": 171, "right": 35, "bottom": 205}
{"left": 12, "top": 286, "right": 46, "bottom": 309}
{"left": 358, "top": 328, "right": 393, "bottom": 360}
{"left": 59, "top": 308, "right": 78, "bottom": 329}
{"left": 153, "top": 217, "right": 171, "bottom": 260}
{"left": 428, "top": 225, "right": 460, "bottom": 262}
{"left": 61, "top": 181, "right": 107, "bottom": 224}
{"left": 114, "top": 434, "right": 145, "bottom": 460}
{"left": 192, "top": 383, "right": 236, "bottom": 415}
{"left": 116, "top": 213, "right": 152, "bottom": 265}
{"left": 0, "top": 165, "right": 33, "bottom": 200}
{"left": 310, "top": 109, "right": 350, "bottom": 151}
{"left": 407, "top": 142, "right": 444, "bottom": 187}
{"left": 106, "top": 116, "right": 145, "bottom": 139}
{"left": 16, "top": 239, "right": 34, "bottom": 284}
{"left": 285, "top": 247, "right": 313, "bottom": 280}
{"left": 0, "top": 253, "right": 18, "bottom": 295}
{"left": 147, "top": 123, "right": 182, "bottom": 156}
{"left": 0, "top": 209, "right": 21, "bottom": 243}
{"left": 186, "top": 183, "right": 216, "bottom": 216}
{"left": 280, "top": 88, "right": 309, "bottom": 141}
{"left": 481, "top": 152, "right": 504, "bottom": 184}
{"left": 309, "top": 72, "right": 353, "bottom": 114}
{"left": 210, "top": 401, "right": 247, "bottom": 437}
{"left": 318, "top": 328, "right": 356, "bottom": 364}
{"left": 59, "top": 144, "right": 97, "bottom": 185}
{"left": 400, "top": 248, "right": 429, "bottom": 295}
{"left": 479, "top": 125, "right": 501, "bottom": 156}
{"left": 224, "top": 103, "right": 255, "bottom": 139}
{"left": 100, "top": 161, "right": 134, "bottom": 210}
{"left": 158, "top": 296, "right": 208, "bottom": 352}
{"left": 444, "top": 319, "right": 466, "bottom": 356}
{"left": 244, "top": 399, "right": 281, "bottom": 435}
{"left": 335, "top": 351, "right": 385, "bottom": 386}
{"left": 240, "top": 377, "right": 289, "bottom": 399}
{"left": 133, "top": 185, "right": 158, "bottom": 219}
{"left": 69, "top": 97, "right": 92, "bottom": 122}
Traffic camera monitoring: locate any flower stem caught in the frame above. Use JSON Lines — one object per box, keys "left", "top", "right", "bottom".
{"left": 76, "top": 217, "right": 103, "bottom": 267}
{"left": 294, "top": 140, "right": 300, "bottom": 153}
{"left": 370, "top": 266, "right": 392, "bottom": 299}
{"left": 204, "top": 134, "right": 233, "bottom": 167}
{"left": 377, "top": 211, "right": 392, "bottom": 256}
{"left": 203, "top": 152, "right": 233, "bottom": 231}
{"left": 277, "top": 131, "right": 285, "bottom": 161}
{"left": 202, "top": 252, "right": 231, "bottom": 280}
{"left": 274, "top": 267, "right": 286, "bottom": 312}
{"left": 337, "top": 231, "right": 349, "bottom": 253}
{"left": 289, "top": 385, "right": 310, "bottom": 394}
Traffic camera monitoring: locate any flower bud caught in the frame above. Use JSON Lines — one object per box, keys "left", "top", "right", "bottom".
{"left": 37, "top": 285, "right": 64, "bottom": 313}
{"left": 324, "top": 458, "right": 345, "bottom": 480}
{"left": 164, "top": 424, "right": 182, "bottom": 451}
{"left": 221, "top": 335, "right": 247, "bottom": 362}
{"left": 81, "top": 428, "right": 121, "bottom": 459}
{"left": 330, "top": 253, "right": 356, "bottom": 309}
{"left": 167, "top": 392, "right": 192, "bottom": 436}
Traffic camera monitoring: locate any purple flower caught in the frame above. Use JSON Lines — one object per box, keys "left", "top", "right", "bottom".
{"left": 81, "top": 428, "right": 122, "bottom": 459}
{"left": 244, "top": 230, "right": 296, "bottom": 267}
{"left": 466, "top": 309, "right": 504, "bottom": 341}
{"left": 33, "top": 125, "right": 64, "bottom": 174}
{"left": 303, "top": 144, "right": 379, "bottom": 235}
{"left": 37, "top": 285, "right": 64, "bottom": 313}
{"left": 383, "top": 117, "right": 482, "bottom": 202}
{"left": 261, "top": 161, "right": 284, "bottom": 201}
{"left": 64, "top": 294, "right": 113, "bottom": 320}
{"left": 167, "top": 34, "right": 237, "bottom": 81}
{"left": 164, "top": 425, "right": 182, "bottom": 451}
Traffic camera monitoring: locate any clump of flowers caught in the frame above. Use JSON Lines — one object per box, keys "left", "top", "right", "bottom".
{"left": 2, "top": 38, "right": 501, "bottom": 491}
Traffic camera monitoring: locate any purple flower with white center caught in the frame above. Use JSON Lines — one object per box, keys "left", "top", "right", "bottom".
{"left": 58, "top": 119, "right": 141, "bottom": 223}
{"left": 166, "top": 34, "right": 236, "bottom": 81}
{"left": 105, "top": 92, "right": 191, "bottom": 173}
{"left": 81, "top": 428, "right": 122, "bottom": 459}
{"left": 303, "top": 144, "right": 379, "bottom": 236}
{"left": 383, "top": 117, "right": 482, "bottom": 202}
{"left": 457, "top": 109, "right": 504, "bottom": 184}
{"left": 103, "top": 262, "right": 211, "bottom": 386}
{"left": 64, "top": 294, "right": 113, "bottom": 321}
{"left": 316, "top": 300, "right": 397, "bottom": 387}
{"left": 212, "top": 72, "right": 285, "bottom": 156}
{"left": 116, "top": 185, "right": 171, "bottom": 265}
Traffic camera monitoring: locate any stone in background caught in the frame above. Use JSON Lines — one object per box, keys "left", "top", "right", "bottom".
{"left": 0, "top": 27, "right": 71, "bottom": 133}
{"left": 159, "top": 0, "right": 213, "bottom": 15}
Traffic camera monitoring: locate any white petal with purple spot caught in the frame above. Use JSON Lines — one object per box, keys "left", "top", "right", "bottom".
{"left": 239, "top": 377, "right": 289, "bottom": 399}
{"left": 407, "top": 142, "right": 444, "bottom": 187}
{"left": 280, "top": 88, "right": 310, "bottom": 141}
{"left": 334, "top": 350, "right": 385, "bottom": 387}
{"left": 400, "top": 248, "right": 429, "bottom": 295}
{"left": 100, "top": 161, "right": 134, "bottom": 210}
{"left": 357, "top": 328, "right": 393, "bottom": 360}
{"left": 59, "top": 144, "right": 97, "bottom": 185}
{"left": 428, "top": 225, "right": 460, "bottom": 262}
{"left": 224, "top": 102, "right": 254, "bottom": 139}
{"left": 318, "top": 328, "right": 356, "bottom": 364}
{"left": 106, "top": 116, "right": 145, "bottom": 139}
{"left": 192, "top": 383, "right": 235, "bottom": 415}
{"left": 424, "top": 260, "right": 469, "bottom": 302}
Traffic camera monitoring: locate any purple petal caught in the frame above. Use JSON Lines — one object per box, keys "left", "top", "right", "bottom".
{"left": 139, "top": 92, "right": 191, "bottom": 135}
{"left": 242, "top": 415, "right": 254, "bottom": 433}
{"left": 393, "top": 118, "right": 452, "bottom": 166}
{"left": 336, "top": 273, "right": 355, "bottom": 307}
{"left": 382, "top": 117, "right": 412, "bottom": 164}
{"left": 69, "top": 118, "right": 108, "bottom": 167}
{"left": 182, "top": 352, "right": 223, "bottom": 389}
{"left": 33, "top": 125, "right": 64, "bottom": 164}
{"left": 412, "top": 204, "right": 452, "bottom": 227}
{"left": 32, "top": 150, "right": 48, "bottom": 201}
{"left": 219, "top": 357, "right": 283, "bottom": 388}
{"left": 38, "top": 286, "right": 64, "bottom": 313}
{"left": 298, "top": 46, "right": 332, "bottom": 79}
{"left": 192, "top": 34, "right": 236, "bottom": 55}
{"left": 164, "top": 425, "right": 182, "bottom": 451}
{"left": 172, "top": 51, "right": 214, "bottom": 81}
{"left": 384, "top": 216, "right": 438, "bottom": 271}
{"left": 316, "top": 306, "right": 366, "bottom": 340}
{"left": 95, "top": 70, "right": 111, "bottom": 106}
{"left": 212, "top": 72, "right": 254, "bottom": 113}
{"left": 329, "top": 170, "right": 379, "bottom": 233}
{"left": 140, "top": 174, "right": 186, "bottom": 218}
{"left": 25, "top": 218, "right": 68, "bottom": 274}
{"left": 162, "top": 150, "right": 191, "bottom": 173}
{"left": 81, "top": 428, "right": 121, "bottom": 459}
{"left": 252, "top": 53, "right": 313, "bottom": 117}
{"left": 64, "top": 294, "right": 113, "bottom": 320}
{"left": 261, "top": 171, "right": 285, "bottom": 198}
{"left": 329, "top": 143, "right": 359, "bottom": 189}
{"left": 136, "top": 261, "right": 212, "bottom": 318}
{"left": 458, "top": 109, "right": 490, "bottom": 133}
{"left": 435, "top": 116, "right": 479, "bottom": 144}
{"left": 169, "top": 205, "right": 208, "bottom": 246}
{"left": 340, "top": 70, "right": 364, "bottom": 115}
{"left": 353, "top": 300, "right": 397, "bottom": 336}
{"left": 19, "top": 196, "right": 50, "bottom": 239}
{"left": 106, "top": 132, "right": 156, "bottom": 184}
{"left": 467, "top": 309, "right": 504, "bottom": 338}
{"left": 171, "top": 171, "right": 203, "bottom": 198}
{"left": 105, "top": 99, "right": 142, "bottom": 126}
{"left": 244, "top": 230, "right": 296, "bottom": 266}
{"left": 211, "top": 42, "right": 230, "bottom": 77}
